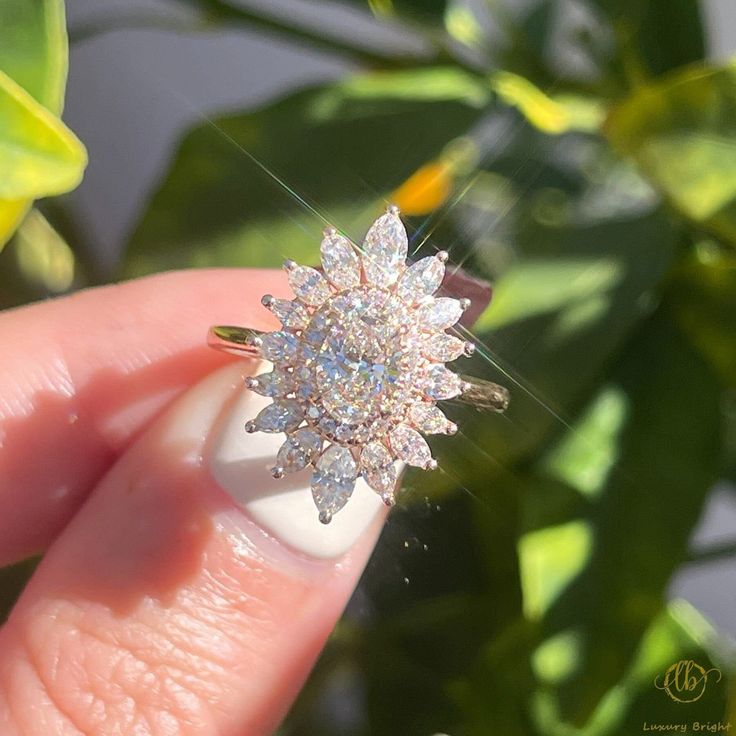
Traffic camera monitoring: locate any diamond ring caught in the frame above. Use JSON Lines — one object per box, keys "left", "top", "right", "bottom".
{"left": 208, "top": 206, "right": 509, "bottom": 524}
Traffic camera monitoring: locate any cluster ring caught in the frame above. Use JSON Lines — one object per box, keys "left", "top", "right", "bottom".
{"left": 207, "top": 206, "right": 508, "bottom": 523}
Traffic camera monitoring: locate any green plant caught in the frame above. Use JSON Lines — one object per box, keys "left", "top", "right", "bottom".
{"left": 0, "top": 0, "right": 86, "bottom": 307}
{"left": 0, "top": 1, "right": 86, "bottom": 247}
{"left": 2, "top": 1, "right": 736, "bottom": 734}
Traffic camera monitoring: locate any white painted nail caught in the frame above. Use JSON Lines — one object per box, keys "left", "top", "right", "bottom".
{"left": 208, "top": 362, "right": 386, "bottom": 560}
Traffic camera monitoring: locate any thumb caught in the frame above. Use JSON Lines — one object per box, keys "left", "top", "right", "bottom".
{"left": 0, "top": 362, "right": 386, "bottom": 736}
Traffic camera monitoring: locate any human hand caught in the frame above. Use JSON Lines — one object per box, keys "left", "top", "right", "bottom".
{"left": 0, "top": 270, "right": 386, "bottom": 735}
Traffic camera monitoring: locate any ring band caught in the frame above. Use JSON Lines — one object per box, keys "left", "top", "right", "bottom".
{"left": 208, "top": 325, "right": 509, "bottom": 413}
{"left": 207, "top": 325, "right": 263, "bottom": 359}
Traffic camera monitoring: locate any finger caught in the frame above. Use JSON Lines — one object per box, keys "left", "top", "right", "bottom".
{"left": 0, "top": 362, "right": 387, "bottom": 736}
{"left": 0, "top": 268, "right": 290, "bottom": 565}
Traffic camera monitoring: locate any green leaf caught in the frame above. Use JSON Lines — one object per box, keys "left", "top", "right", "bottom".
{"left": 667, "top": 243, "right": 736, "bottom": 476}
{"left": 339, "top": 0, "right": 448, "bottom": 25}
{"left": 404, "top": 126, "right": 678, "bottom": 504}
{"left": 490, "top": 71, "right": 606, "bottom": 135}
{"left": 281, "top": 494, "right": 521, "bottom": 736}
{"left": 0, "top": 0, "right": 68, "bottom": 110}
{"left": 0, "top": 0, "right": 75, "bottom": 249}
{"left": 443, "top": 209, "right": 676, "bottom": 486}
{"left": 123, "top": 68, "right": 487, "bottom": 276}
{"left": 0, "top": 199, "right": 28, "bottom": 251}
{"left": 669, "top": 243, "right": 736, "bottom": 389}
{"left": 604, "top": 62, "right": 736, "bottom": 247}
{"left": 0, "top": 207, "right": 82, "bottom": 310}
{"left": 591, "top": 0, "right": 705, "bottom": 80}
{"left": 532, "top": 602, "right": 732, "bottom": 735}
{"left": 355, "top": 496, "right": 527, "bottom": 736}
{"left": 527, "top": 311, "right": 722, "bottom": 726}
{"left": 0, "top": 69, "right": 87, "bottom": 200}
{"left": 453, "top": 617, "right": 539, "bottom": 736}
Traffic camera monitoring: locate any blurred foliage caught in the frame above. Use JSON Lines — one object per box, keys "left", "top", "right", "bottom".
{"left": 345, "top": 0, "right": 449, "bottom": 25}
{"left": 590, "top": 0, "right": 705, "bottom": 80}
{"left": 124, "top": 68, "right": 488, "bottom": 276}
{"left": 606, "top": 62, "right": 736, "bottom": 245}
{"left": 3, "top": 0, "right": 736, "bottom": 734}
{"left": 0, "top": 70, "right": 86, "bottom": 200}
{"left": 0, "top": 0, "right": 86, "bottom": 250}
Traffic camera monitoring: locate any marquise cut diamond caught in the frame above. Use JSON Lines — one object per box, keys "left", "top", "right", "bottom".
{"left": 288, "top": 264, "right": 330, "bottom": 306}
{"left": 397, "top": 256, "right": 445, "bottom": 304}
{"left": 425, "top": 364, "right": 463, "bottom": 400}
{"left": 360, "top": 442, "right": 397, "bottom": 497}
{"left": 277, "top": 428, "right": 322, "bottom": 473}
{"left": 260, "top": 331, "right": 298, "bottom": 363}
{"left": 362, "top": 211, "right": 408, "bottom": 287}
{"left": 320, "top": 230, "right": 360, "bottom": 290}
{"left": 250, "top": 369, "right": 295, "bottom": 397}
{"left": 408, "top": 402, "right": 455, "bottom": 435}
{"left": 418, "top": 297, "right": 463, "bottom": 331}
{"left": 424, "top": 333, "right": 465, "bottom": 362}
{"left": 267, "top": 298, "right": 310, "bottom": 330}
{"left": 389, "top": 424, "right": 433, "bottom": 468}
{"left": 311, "top": 445, "right": 358, "bottom": 522}
{"left": 251, "top": 400, "right": 303, "bottom": 433}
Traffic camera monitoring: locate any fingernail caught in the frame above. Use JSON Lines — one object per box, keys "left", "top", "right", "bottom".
{"left": 208, "top": 362, "right": 386, "bottom": 559}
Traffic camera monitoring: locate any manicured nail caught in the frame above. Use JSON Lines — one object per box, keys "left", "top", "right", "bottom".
{"left": 208, "top": 362, "right": 386, "bottom": 559}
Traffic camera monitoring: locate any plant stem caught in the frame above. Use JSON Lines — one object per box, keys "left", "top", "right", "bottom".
{"left": 70, "top": 0, "right": 482, "bottom": 76}
{"left": 686, "top": 539, "right": 736, "bottom": 565}
{"left": 174, "top": 0, "right": 434, "bottom": 69}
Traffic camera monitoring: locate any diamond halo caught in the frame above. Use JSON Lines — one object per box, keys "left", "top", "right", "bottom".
{"left": 244, "top": 206, "right": 475, "bottom": 524}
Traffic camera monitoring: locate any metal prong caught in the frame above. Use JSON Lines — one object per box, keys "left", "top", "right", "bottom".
{"left": 319, "top": 510, "right": 332, "bottom": 525}
{"left": 463, "top": 341, "right": 476, "bottom": 357}
{"left": 244, "top": 376, "right": 259, "bottom": 390}
{"left": 244, "top": 420, "right": 257, "bottom": 433}
{"left": 436, "top": 250, "right": 449, "bottom": 263}
{"left": 382, "top": 493, "right": 396, "bottom": 507}
{"left": 323, "top": 226, "right": 337, "bottom": 237}
{"left": 261, "top": 294, "right": 274, "bottom": 308}
{"left": 387, "top": 204, "right": 400, "bottom": 216}
{"left": 425, "top": 459, "right": 439, "bottom": 471}
{"left": 446, "top": 422, "right": 458, "bottom": 435}
{"left": 207, "top": 325, "right": 265, "bottom": 359}
{"left": 271, "top": 466, "right": 285, "bottom": 479}
{"left": 283, "top": 259, "right": 297, "bottom": 271}
{"left": 461, "top": 380, "right": 473, "bottom": 393}
{"left": 459, "top": 297, "right": 472, "bottom": 311}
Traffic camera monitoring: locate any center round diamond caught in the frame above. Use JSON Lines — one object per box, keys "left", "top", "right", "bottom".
{"left": 306, "top": 287, "right": 419, "bottom": 432}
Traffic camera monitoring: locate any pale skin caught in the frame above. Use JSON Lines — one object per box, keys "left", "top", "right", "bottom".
{"left": 0, "top": 269, "right": 385, "bottom": 735}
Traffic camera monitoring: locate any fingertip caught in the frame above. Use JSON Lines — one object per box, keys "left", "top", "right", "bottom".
{"left": 0, "top": 268, "right": 292, "bottom": 564}
{"left": 0, "top": 361, "right": 386, "bottom": 735}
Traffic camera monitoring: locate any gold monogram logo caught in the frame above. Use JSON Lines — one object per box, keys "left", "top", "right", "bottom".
{"left": 654, "top": 660, "right": 722, "bottom": 703}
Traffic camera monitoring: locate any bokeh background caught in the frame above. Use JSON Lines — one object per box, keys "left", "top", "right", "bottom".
{"left": 1, "top": 1, "right": 736, "bottom": 734}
